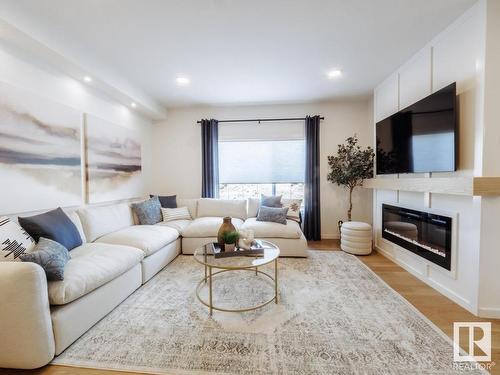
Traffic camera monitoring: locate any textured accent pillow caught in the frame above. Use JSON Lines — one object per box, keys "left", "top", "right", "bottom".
{"left": 282, "top": 198, "right": 302, "bottom": 222}
{"left": 20, "top": 237, "right": 70, "bottom": 281}
{"left": 0, "top": 216, "right": 36, "bottom": 261}
{"left": 132, "top": 196, "right": 162, "bottom": 225}
{"left": 150, "top": 194, "right": 177, "bottom": 208}
{"left": 261, "top": 194, "right": 282, "bottom": 208}
{"left": 161, "top": 207, "right": 191, "bottom": 222}
{"left": 18, "top": 208, "right": 82, "bottom": 251}
{"left": 256, "top": 206, "right": 289, "bottom": 225}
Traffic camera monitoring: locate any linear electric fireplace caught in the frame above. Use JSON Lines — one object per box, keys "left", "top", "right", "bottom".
{"left": 382, "top": 204, "right": 452, "bottom": 270}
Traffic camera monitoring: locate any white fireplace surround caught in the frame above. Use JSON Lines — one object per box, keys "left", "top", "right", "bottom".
{"left": 371, "top": 1, "right": 500, "bottom": 318}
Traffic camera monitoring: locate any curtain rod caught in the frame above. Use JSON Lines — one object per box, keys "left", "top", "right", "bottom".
{"left": 197, "top": 117, "right": 324, "bottom": 124}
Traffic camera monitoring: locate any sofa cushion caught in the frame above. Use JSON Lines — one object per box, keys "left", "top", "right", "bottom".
{"left": 48, "top": 243, "right": 143, "bottom": 305}
{"left": 156, "top": 219, "right": 192, "bottom": 234}
{"left": 247, "top": 198, "right": 260, "bottom": 218}
{"left": 77, "top": 204, "right": 134, "bottom": 242}
{"left": 182, "top": 217, "right": 244, "bottom": 238}
{"left": 197, "top": 199, "right": 247, "bottom": 220}
{"left": 18, "top": 208, "right": 82, "bottom": 251}
{"left": 95, "top": 225, "right": 179, "bottom": 256}
{"left": 241, "top": 218, "right": 302, "bottom": 239}
{"left": 66, "top": 211, "right": 87, "bottom": 243}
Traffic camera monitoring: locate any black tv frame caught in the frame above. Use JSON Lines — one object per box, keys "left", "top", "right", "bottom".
{"left": 375, "top": 82, "right": 458, "bottom": 175}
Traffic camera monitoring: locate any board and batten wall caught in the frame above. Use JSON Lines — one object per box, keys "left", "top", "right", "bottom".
{"left": 373, "top": 0, "right": 500, "bottom": 317}
{"left": 0, "top": 44, "right": 154, "bottom": 215}
{"left": 151, "top": 99, "right": 373, "bottom": 239}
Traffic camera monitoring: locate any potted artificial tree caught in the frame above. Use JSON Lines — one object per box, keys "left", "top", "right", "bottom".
{"left": 327, "top": 135, "right": 374, "bottom": 227}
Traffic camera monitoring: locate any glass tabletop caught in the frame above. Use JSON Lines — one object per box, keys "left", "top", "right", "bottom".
{"left": 193, "top": 240, "right": 280, "bottom": 269}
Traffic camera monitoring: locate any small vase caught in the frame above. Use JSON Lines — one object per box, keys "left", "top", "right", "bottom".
{"left": 217, "top": 217, "right": 236, "bottom": 250}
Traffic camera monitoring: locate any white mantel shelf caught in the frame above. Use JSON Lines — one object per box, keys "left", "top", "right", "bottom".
{"left": 362, "top": 177, "right": 500, "bottom": 197}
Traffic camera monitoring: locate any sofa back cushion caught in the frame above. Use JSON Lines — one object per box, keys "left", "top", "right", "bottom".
{"left": 247, "top": 198, "right": 260, "bottom": 218}
{"left": 177, "top": 198, "right": 198, "bottom": 219}
{"left": 197, "top": 198, "right": 247, "bottom": 220}
{"left": 77, "top": 203, "right": 134, "bottom": 242}
{"left": 66, "top": 211, "right": 87, "bottom": 243}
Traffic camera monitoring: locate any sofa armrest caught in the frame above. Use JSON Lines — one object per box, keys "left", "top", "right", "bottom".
{"left": 0, "top": 262, "right": 55, "bottom": 369}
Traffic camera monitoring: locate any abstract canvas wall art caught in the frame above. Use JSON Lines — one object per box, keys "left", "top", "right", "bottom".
{"left": 85, "top": 115, "right": 142, "bottom": 203}
{"left": 0, "top": 81, "right": 82, "bottom": 214}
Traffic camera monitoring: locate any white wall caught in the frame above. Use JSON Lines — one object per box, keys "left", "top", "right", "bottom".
{"left": 372, "top": 1, "right": 500, "bottom": 317}
{"left": 151, "top": 99, "right": 373, "bottom": 239}
{"left": 0, "top": 43, "right": 154, "bottom": 214}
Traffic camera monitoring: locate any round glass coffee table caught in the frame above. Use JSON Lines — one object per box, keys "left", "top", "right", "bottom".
{"left": 193, "top": 240, "right": 280, "bottom": 315}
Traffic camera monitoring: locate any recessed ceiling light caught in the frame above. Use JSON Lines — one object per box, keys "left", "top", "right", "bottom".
{"left": 327, "top": 70, "right": 342, "bottom": 79}
{"left": 176, "top": 76, "right": 190, "bottom": 86}
{"left": 83, "top": 76, "right": 92, "bottom": 83}
{"left": 130, "top": 102, "right": 137, "bottom": 108}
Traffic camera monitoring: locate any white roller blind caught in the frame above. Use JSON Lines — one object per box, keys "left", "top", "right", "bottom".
{"left": 218, "top": 121, "right": 305, "bottom": 184}
{"left": 218, "top": 122, "right": 304, "bottom": 141}
{"left": 219, "top": 141, "right": 305, "bottom": 184}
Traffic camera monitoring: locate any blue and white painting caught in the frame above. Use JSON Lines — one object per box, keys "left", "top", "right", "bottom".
{"left": 85, "top": 115, "right": 142, "bottom": 203}
{"left": 0, "top": 81, "right": 82, "bottom": 214}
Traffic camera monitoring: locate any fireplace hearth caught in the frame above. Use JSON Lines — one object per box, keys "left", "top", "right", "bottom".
{"left": 382, "top": 204, "right": 452, "bottom": 270}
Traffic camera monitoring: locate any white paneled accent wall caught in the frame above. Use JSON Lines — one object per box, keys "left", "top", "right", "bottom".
{"left": 372, "top": 0, "right": 500, "bottom": 318}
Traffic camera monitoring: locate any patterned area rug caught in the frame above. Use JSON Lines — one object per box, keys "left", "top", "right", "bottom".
{"left": 52, "top": 251, "right": 478, "bottom": 374}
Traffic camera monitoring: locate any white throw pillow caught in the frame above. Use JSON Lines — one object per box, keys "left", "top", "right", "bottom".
{"left": 161, "top": 207, "right": 192, "bottom": 222}
{"left": 0, "top": 216, "right": 36, "bottom": 261}
{"left": 282, "top": 199, "right": 302, "bottom": 222}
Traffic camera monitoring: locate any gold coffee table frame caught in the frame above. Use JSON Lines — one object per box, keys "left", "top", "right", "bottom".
{"left": 193, "top": 241, "right": 280, "bottom": 315}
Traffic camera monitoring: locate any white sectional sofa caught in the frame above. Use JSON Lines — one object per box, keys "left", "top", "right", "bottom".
{"left": 0, "top": 197, "right": 307, "bottom": 369}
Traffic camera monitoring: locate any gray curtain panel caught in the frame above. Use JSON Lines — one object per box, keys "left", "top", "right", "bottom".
{"left": 303, "top": 115, "right": 321, "bottom": 240}
{"left": 201, "top": 119, "right": 219, "bottom": 198}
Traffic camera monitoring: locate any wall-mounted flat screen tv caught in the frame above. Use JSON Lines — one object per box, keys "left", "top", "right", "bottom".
{"left": 376, "top": 82, "right": 457, "bottom": 175}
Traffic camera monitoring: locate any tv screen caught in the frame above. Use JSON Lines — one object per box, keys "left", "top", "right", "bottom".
{"left": 376, "top": 82, "right": 457, "bottom": 174}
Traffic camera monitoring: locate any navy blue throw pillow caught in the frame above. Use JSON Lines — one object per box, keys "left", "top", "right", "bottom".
{"left": 18, "top": 207, "right": 82, "bottom": 251}
{"left": 150, "top": 194, "right": 177, "bottom": 208}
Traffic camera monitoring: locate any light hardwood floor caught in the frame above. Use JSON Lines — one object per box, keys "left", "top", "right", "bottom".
{"left": 2, "top": 240, "right": 499, "bottom": 375}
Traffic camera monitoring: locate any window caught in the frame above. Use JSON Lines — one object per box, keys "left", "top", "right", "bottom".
{"left": 218, "top": 122, "right": 305, "bottom": 200}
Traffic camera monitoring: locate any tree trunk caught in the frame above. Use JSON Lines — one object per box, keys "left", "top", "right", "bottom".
{"left": 347, "top": 187, "right": 354, "bottom": 221}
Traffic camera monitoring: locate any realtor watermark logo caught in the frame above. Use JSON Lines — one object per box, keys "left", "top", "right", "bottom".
{"left": 453, "top": 322, "right": 493, "bottom": 372}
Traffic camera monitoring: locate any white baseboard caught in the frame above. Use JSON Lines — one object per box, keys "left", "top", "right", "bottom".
{"left": 478, "top": 307, "right": 500, "bottom": 319}
{"left": 374, "top": 245, "right": 476, "bottom": 315}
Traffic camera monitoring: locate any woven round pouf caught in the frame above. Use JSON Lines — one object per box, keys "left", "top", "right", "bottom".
{"left": 340, "top": 221, "right": 373, "bottom": 255}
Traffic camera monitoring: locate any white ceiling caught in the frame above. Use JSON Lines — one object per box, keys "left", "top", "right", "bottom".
{"left": 0, "top": 0, "right": 476, "bottom": 109}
